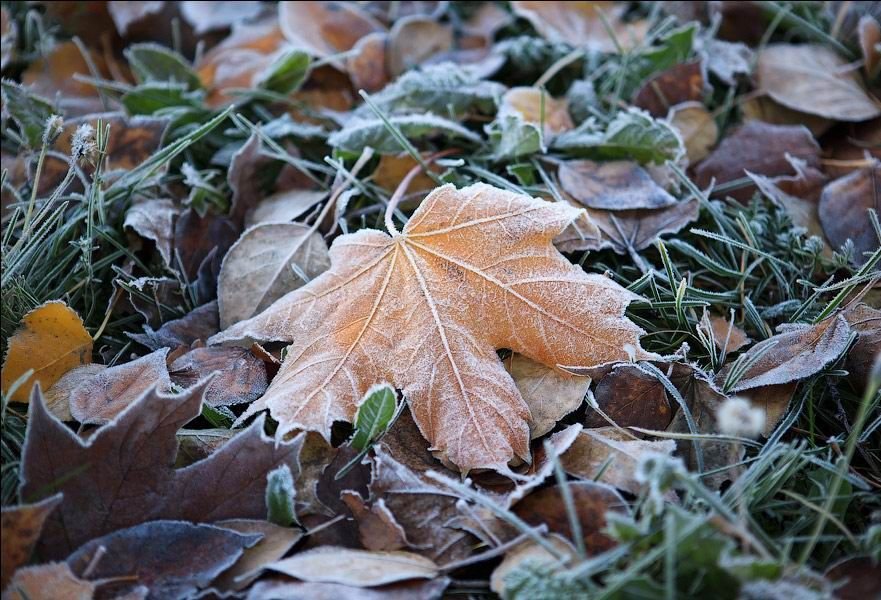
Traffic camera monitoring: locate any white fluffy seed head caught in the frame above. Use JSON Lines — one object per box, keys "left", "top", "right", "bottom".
{"left": 717, "top": 396, "right": 765, "bottom": 438}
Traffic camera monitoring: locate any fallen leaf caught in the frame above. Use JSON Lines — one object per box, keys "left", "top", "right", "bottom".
{"left": 0, "top": 494, "right": 62, "bottom": 589}
{"left": 556, "top": 198, "right": 700, "bottom": 254}
{"left": 19, "top": 381, "right": 304, "bottom": 559}
{"left": 819, "top": 163, "right": 880, "bottom": 262}
{"left": 372, "top": 154, "right": 439, "bottom": 194}
{"left": 64, "top": 349, "right": 171, "bottom": 424}
{"left": 860, "top": 16, "right": 881, "bottom": 76}
{"left": 823, "top": 119, "right": 881, "bottom": 178}
{"left": 246, "top": 189, "right": 327, "bottom": 227}
{"left": 695, "top": 121, "right": 821, "bottom": 202}
{"left": 842, "top": 304, "right": 881, "bottom": 388}
{"left": 3, "top": 562, "right": 95, "bottom": 600}
{"left": 757, "top": 44, "right": 881, "bottom": 122}
{"left": 748, "top": 168, "right": 829, "bottom": 246}
{"left": 211, "top": 183, "right": 653, "bottom": 472}
{"left": 341, "top": 492, "right": 410, "bottom": 552}
{"left": 66, "top": 520, "right": 260, "bottom": 599}
{"left": 511, "top": 1, "right": 647, "bottom": 53}
{"left": 180, "top": 0, "right": 264, "bottom": 34}
{"left": 387, "top": 15, "right": 453, "bottom": 77}
{"left": 558, "top": 159, "right": 677, "bottom": 210}
{"left": 246, "top": 577, "right": 450, "bottom": 600}
{"left": 262, "top": 547, "right": 439, "bottom": 587}
{"left": 211, "top": 519, "right": 303, "bottom": 591}
{"left": 173, "top": 208, "right": 239, "bottom": 281}
{"left": 668, "top": 101, "right": 718, "bottom": 163}
{"left": 584, "top": 364, "right": 673, "bottom": 430}
{"left": 1, "top": 301, "right": 92, "bottom": 404}
{"left": 348, "top": 32, "right": 390, "bottom": 93}
{"left": 724, "top": 316, "right": 851, "bottom": 392}
{"left": 279, "top": 0, "right": 384, "bottom": 66}
{"left": 21, "top": 41, "right": 112, "bottom": 117}
{"left": 826, "top": 555, "right": 881, "bottom": 600}
{"left": 507, "top": 353, "right": 590, "bottom": 438}
{"left": 513, "top": 481, "right": 627, "bottom": 553}
{"left": 499, "top": 87, "right": 574, "bottom": 137}
{"left": 490, "top": 535, "right": 578, "bottom": 597}
{"left": 741, "top": 383, "right": 797, "bottom": 437}
{"left": 128, "top": 300, "right": 219, "bottom": 350}
{"left": 124, "top": 198, "right": 180, "bottom": 267}
{"left": 632, "top": 61, "right": 704, "bottom": 117}
{"left": 218, "top": 223, "right": 331, "bottom": 328}
{"left": 707, "top": 315, "right": 751, "bottom": 353}
{"left": 561, "top": 428, "right": 677, "bottom": 495}
{"left": 169, "top": 346, "right": 267, "bottom": 407}
{"left": 699, "top": 38, "right": 753, "bottom": 86}
{"left": 175, "top": 428, "right": 235, "bottom": 467}
{"left": 741, "top": 94, "right": 833, "bottom": 138}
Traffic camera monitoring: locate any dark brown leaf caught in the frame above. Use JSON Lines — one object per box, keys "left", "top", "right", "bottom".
{"left": 0, "top": 494, "right": 62, "bottom": 589}
{"left": 843, "top": 303, "right": 881, "bottom": 388}
{"left": 19, "top": 382, "right": 304, "bottom": 559}
{"left": 212, "top": 519, "right": 303, "bottom": 592}
{"left": 559, "top": 160, "right": 676, "bottom": 210}
{"left": 819, "top": 163, "right": 881, "bottom": 263}
{"left": 632, "top": 61, "right": 704, "bottom": 117}
{"left": 124, "top": 198, "right": 180, "bottom": 268}
{"left": 826, "top": 556, "right": 881, "bottom": 600}
{"left": 173, "top": 208, "right": 239, "bottom": 281}
{"left": 170, "top": 346, "right": 267, "bottom": 407}
{"left": 66, "top": 520, "right": 260, "bottom": 599}
{"left": 585, "top": 364, "right": 673, "bottom": 430}
{"left": 128, "top": 300, "right": 220, "bottom": 351}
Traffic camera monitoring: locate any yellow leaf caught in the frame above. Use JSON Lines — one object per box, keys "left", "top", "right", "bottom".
{"left": 212, "top": 183, "right": 655, "bottom": 472}
{"left": 1, "top": 301, "right": 93, "bottom": 403}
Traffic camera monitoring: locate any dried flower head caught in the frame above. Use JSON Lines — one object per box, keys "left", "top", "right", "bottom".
{"left": 42, "top": 114, "right": 63, "bottom": 146}
{"left": 716, "top": 396, "right": 765, "bottom": 438}
{"left": 635, "top": 451, "right": 686, "bottom": 514}
{"left": 70, "top": 123, "right": 97, "bottom": 164}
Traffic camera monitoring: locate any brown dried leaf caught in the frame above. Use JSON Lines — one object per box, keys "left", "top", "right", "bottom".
{"left": 511, "top": 1, "right": 647, "bottom": 53}
{"left": 0, "top": 495, "right": 62, "bottom": 589}
{"left": 341, "top": 492, "right": 410, "bottom": 552}
{"left": 372, "top": 153, "right": 440, "bottom": 194}
{"left": 561, "top": 428, "right": 676, "bottom": 495}
{"left": 1, "top": 301, "right": 92, "bottom": 404}
{"left": 261, "top": 547, "right": 439, "bottom": 587}
{"left": 632, "top": 61, "right": 704, "bottom": 117}
{"left": 558, "top": 160, "right": 677, "bottom": 210}
{"left": 348, "top": 32, "right": 390, "bottom": 93}
{"left": 819, "top": 163, "right": 881, "bottom": 262}
{"left": 490, "top": 535, "right": 577, "bottom": 597}
{"left": 584, "top": 364, "right": 673, "bottom": 430}
{"left": 500, "top": 87, "right": 574, "bottom": 136}
{"left": 3, "top": 562, "right": 94, "bottom": 600}
{"left": 668, "top": 101, "right": 718, "bottom": 163}
{"left": 21, "top": 41, "right": 112, "bottom": 117}
{"left": 843, "top": 304, "right": 881, "bottom": 388}
{"left": 211, "top": 183, "right": 653, "bottom": 472}
{"left": 279, "top": 1, "right": 384, "bottom": 65}
{"left": 20, "top": 382, "right": 304, "bottom": 559}
{"left": 507, "top": 353, "right": 590, "bottom": 438}
{"left": 108, "top": 0, "right": 166, "bottom": 36}
{"left": 169, "top": 346, "right": 267, "bottom": 407}
{"left": 860, "top": 16, "right": 881, "bottom": 76}
{"left": 726, "top": 315, "right": 851, "bottom": 392}
{"left": 246, "top": 189, "right": 327, "bottom": 227}
{"left": 128, "top": 300, "right": 219, "bottom": 351}
{"left": 695, "top": 121, "right": 821, "bottom": 202}
{"left": 174, "top": 428, "right": 235, "bottom": 467}
{"left": 757, "top": 43, "right": 881, "bottom": 122}
{"left": 66, "top": 520, "right": 260, "bottom": 599}
{"left": 67, "top": 349, "right": 172, "bottom": 424}
{"left": 173, "top": 208, "right": 239, "bottom": 281}
{"left": 741, "top": 95, "right": 833, "bottom": 138}
{"left": 388, "top": 15, "right": 453, "bottom": 77}
{"left": 741, "top": 383, "right": 797, "bottom": 437}
{"left": 246, "top": 576, "right": 450, "bottom": 600}
{"left": 707, "top": 315, "right": 751, "bottom": 353}
{"left": 124, "top": 198, "right": 180, "bottom": 268}
{"left": 43, "top": 364, "right": 106, "bottom": 421}
{"left": 826, "top": 556, "right": 881, "bottom": 600}
{"left": 218, "top": 223, "right": 331, "bottom": 328}
{"left": 212, "top": 519, "right": 303, "bottom": 592}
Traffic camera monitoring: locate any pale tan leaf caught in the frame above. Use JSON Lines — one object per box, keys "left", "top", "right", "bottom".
{"left": 387, "top": 15, "right": 452, "bottom": 77}
{"left": 262, "top": 547, "right": 439, "bottom": 587}
{"left": 279, "top": 1, "right": 384, "bottom": 66}
{"left": 43, "top": 364, "right": 105, "bottom": 422}
{"left": 213, "top": 519, "right": 303, "bottom": 591}
{"left": 1, "top": 495, "right": 62, "bottom": 589}
{"left": 490, "top": 535, "right": 577, "bottom": 596}
{"left": 668, "top": 101, "right": 718, "bottom": 163}
{"left": 211, "top": 183, "right": 654, "bottom": 472}
{"left": 707, "top": 315, "right": 751, "bottom": 353}
{"left": 757, "top": 44, "right": 881, "bottom": 122}
{"left": 500, "top": 87, "right": 574, "bottom": 137}
{"left": 218, "top": 223, "right": 331, "bottom": 329}
{"left": 507, "top": 353, "right": 590, "bottom": 438}
{"left": 3, "top": 562, "right": 95, "bottom": 600}
{"left": 843, "top": 304, "right": 881, "bottom": 388}
{"left": 124, "top": 198, "right": 180, "bottom": 267}
{"left": 558, "top": 159, "right": 677, "bottom": 210}
{"left": 511, "top": 1, "right": 648, "bottom": 53}
{"left": 819, "top": 163, "right": 881, "bottom": 263}
{"left": 741, "top": 383, "right": 797, "bottom": 437}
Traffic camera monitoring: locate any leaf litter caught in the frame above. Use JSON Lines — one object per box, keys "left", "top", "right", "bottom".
{"left": 1, "top": 1, "right": 880, "bottom": 598}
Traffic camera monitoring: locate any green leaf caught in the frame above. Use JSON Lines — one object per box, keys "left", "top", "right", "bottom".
{"left": 121, "top": 82, "right": 200, "bottom": 115}
{"left": 357, "top": 63, "right": 505, "bottom": 118}
{"left": 265, "top": 464, "right": 297, "bottom": 527}
{"left": 328, "top": 113, "right": 482, "bottom": 154}
{"left": 553, "top": 108, "right": 685, "bottom": 165}
{"left": 125, "top": 43, "right": 202, "bottom": 90}
{"left": 350, "top": 383, "right": 397, "bottom": 451}
{"left": 640, "top": 24, "right": 697, "bottom": 75}
{"left": 486, "top": 114, "right": 544, "bottom": 161}
{"left": 200, "top": 404, "right": 234, "bottom": 428}
{"left": 1, "top": 80, "right": 56, "bottom": 148}
{"left": 256, "top": 49, "right": 311, "bottom": 95}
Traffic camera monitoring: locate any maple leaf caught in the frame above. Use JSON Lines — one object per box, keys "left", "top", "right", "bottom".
{"left": 211, "top": 183, "right": 654, "bottom": 472}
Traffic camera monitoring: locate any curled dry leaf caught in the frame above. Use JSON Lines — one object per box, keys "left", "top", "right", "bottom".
{"left": 819, "top": 163, "right": 880, "bottom": 262}
{"left": 725, "top": 315, "right": 851, "bottom": 392}
{"left": 211, "top": 183, "right": 654, "bottom": 472}
{"left": 668, "top": 100, "right": 718, "bottom": 163}
{"left": 3, "top": 562, "right": 95, "bottom": 600}
{"left": 20, "top": 381, "right": 304, "bottom": 559}
{"left": 561, "top": 428, "right": 677, "bottom": 495}
{"left": 1, "top": 301, "right": 92, "bottom": 404}
{"left": 757, "top": 43, "right": 881, "bottom": 122}
{"left": 261, "top": 546, "right": 439, "bottom": 587}
{"left": 0, "top": 494, "right": 62, "bottom": 589}
{"left": 218, "top": 223, "right": 331, "bottom": 328}
{"left": 511, "top": 1, "right": 647, "bottom": 53}
{"left": 695, "top": 121, "right": 821, "bottom": 202}
{"left": 341, "top": 492, "right": 410, "bottom": 552}
{"left": 843, "top": 304, "right": 881, "bottom": 387}
{"left": 506, "top": 353, "right": 590, "bottom": 438}
{"left": 66, "top": 348, "right": 172, "bottom": 424}
{"left": 279, "top": 0, "right": 384, "bottom": 65}
{"left": 66, "top": 520, "right": 260, "bottom": 599}
{"left": 584, "top": 364, "right": 673, "bottom": 430}
{"left": 499, "top": 87, "right": 574, "bottom": 137}
{"left": 206, "top": 519, "right": 303, "bottom": 592}
{"left": 170, "top": 346, "right": 268, "bottom": 407}
{"left": 128, "top": 300, "right": 219, "bottom": 350}
{"left": 173, "top": 208, "right": 239, "bottom": 281}
{"left": 388, "top": 15, "right": 453, "bottom": 77}
{"left": 43, "top": 364, "right": 106, "bottom": 422}
{"left": 124, "top": 198, "right": 180, "bottom": 267}
{"left": 632, "top": 61, "right": 704, "bottom": 117}
{"left": 741, "top": 94, "right": 833, "bottom": 138}
{"left": 558, "top": 159, "right": 677, "bottom": 210}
